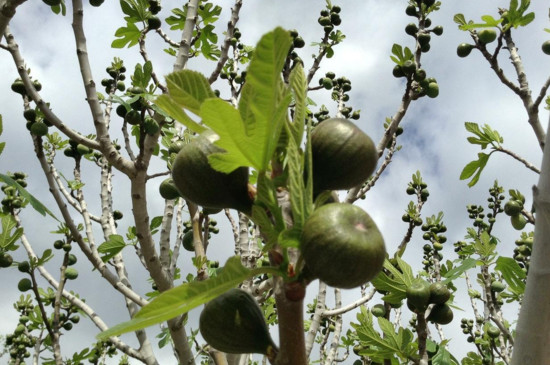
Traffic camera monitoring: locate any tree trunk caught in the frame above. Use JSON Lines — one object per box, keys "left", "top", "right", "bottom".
{"left": 511, "top": 116, "right": 550, "bottom": 364}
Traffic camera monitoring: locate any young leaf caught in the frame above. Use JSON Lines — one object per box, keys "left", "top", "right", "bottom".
{"left": 288, "top": 63, "right": 307, "bottom": 145}
{"left": 154, "top": 95, "right": 206, "bottom": 134}
{"left": 202, "top": 99, "right": 262, "bottom": 173}
{"left": 460, "top": 152, "right": 492, "bottom": 187}
{"left": 495, "top": 256, "right": 526, "bottom": 294}
{"left": 112, "top": 22, "right": 141, "bottom": 49}
{"left": 286, "top": 132, "right": 307, "bottom": 229}
{"left": 157, "top": 70, "right": 217, "bottom": 116}
{"left": 236, "top": 27, "right": 292, "bottom": 171}
{"left": 440, "top": 258, "right": 477, "bottom": 284}
{"left": 98, "top": 235, "right": 127, "bottom": 262}
{"left": 0, "top": 213, "right": 23, "bottom": 249}
{"left": 96, "top": 256, "right": 278, "bottom": 340}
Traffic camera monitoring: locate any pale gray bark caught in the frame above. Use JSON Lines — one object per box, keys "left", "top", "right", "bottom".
{"left": 511, "top": 115, "right": 550, "bottom": 364}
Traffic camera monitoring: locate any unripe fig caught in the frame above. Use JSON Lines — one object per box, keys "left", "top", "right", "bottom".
{"left": 310, "top": 118, "right": 378, "bottom": 192}
{"left": 427, "top": 303, "right": 454, "bottom": 325}
{"left": 172, "top": 132, "right": 252, "bottom": 214}
{"left": 199, "top": 288, "right": 277, "bottom": 355}
{"left": 478, "top": 29, "right": 497, "bottom": 44}
{"left": 406, "top": 279, "right": 431, "bottom": 313}
{"left": 301, "top": 203, "right": 386, "bottom": 289}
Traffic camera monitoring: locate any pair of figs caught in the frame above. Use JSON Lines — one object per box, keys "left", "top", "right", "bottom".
{"left": 170, "top": 118, "right": 378, "bottom": 214}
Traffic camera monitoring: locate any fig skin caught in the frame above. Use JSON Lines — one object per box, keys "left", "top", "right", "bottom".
{"left": 301, "top": 203, "right": 386, "bottom": 289}
{"left": 310, "top": 118, "right": 378, "bottom": 193}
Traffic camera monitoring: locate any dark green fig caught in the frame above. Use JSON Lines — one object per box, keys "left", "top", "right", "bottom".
{"left": 182, "top": 230, "right": 195, "bottom": 252}
{"left": 124, "top": 110, "right": 142, "bottom": 125}
{"left": 113, "top": 210, "right": 123, "bottom": 220}
{"left": 478, "top": 29, "right": 497, "bottom": 44}
{"left": 89, "top": 0, "right": 105, "bottom": 6}
{"left": 171, "top": 132, "right": 252, "bottom": 214}
{"left": 159, "top": 178, "right": 180, "bottom": 200}
{"left": 17, "top": 261, "right": 31, "bottom": 273}
{"left": 0, "top": 253, "right": 13, "bottom": 268}
{"left": 147, "top": 16, "right": 162, "bottom": 30}
{"left": 30, "top": 121, "right": 49, "bottom": 136}
{"left": 427, "top": 303, "right": 454, "bottom": 325}
{"left": 429, "top": 282, "right": 451, "bottom": 304}
{"left": 116, "top": 104, "right": 128, "bottom": 118}
{"left": 23, "top": 109, "right": 37, "bottom": 121}
{"left": 203, "top": 207, "right": 223, "bottom": 215}
{"left": 432, "top": 25, "right": 443, "bottom": 36}
{"left": 402, "top": 60, "right": 417, "bottom": 75}
{"left": 406, "top": 279, "right": 431, "bottom": 313}
{"left": 67, "top": 254, "right": 77, "bottom": 266}
{"left": 199, "top": 288, "right": 277, "bottom": 355}
{"left": 457, "top": 43, "right": 474, "bottom": 58}
{"left": 542, "top": 40, "right": 550, "bottom": 55}
{"left": 310, "top": 118, "right": 378, "bottom": 192}
{"left": 143, "top": 117, "right": 160, "bottom": 135}
{"left": 11, "top": 79, "right": 26, "bottom": 95}
{"left": 405, "top": 23, "right": 418, "bottom": 36}
{"left": 18, "top": 278, "right": 32, "bottom": 292}
{"left": 301, "top": 203, "right": 386, "bottom": 289}
{"left": 417, "top": 33, "right": 431, "bottom": 47}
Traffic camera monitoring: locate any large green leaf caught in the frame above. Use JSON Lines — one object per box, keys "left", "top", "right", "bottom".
{"left": 202, "top": 98, "right": 262, "bottom": 173}
{"left": 0, "top": 174, "right": 58, "bottom": 220}
{"left": 235, "top": 27, "right": 292, "bottom": 172}
{"left": 162, "top": 70, "right": 217, "bottom": 116}
{"left": 97, "top": 235, "right": 127, "bottom": 262}
{"left": 371, "top": 258, "right": 413, "bottom": 305}
{"left": 440, "top": 258, "right": 477, "bottom": 284}
{"left": 96, "top": 256, "right": 278, "bottom": 340}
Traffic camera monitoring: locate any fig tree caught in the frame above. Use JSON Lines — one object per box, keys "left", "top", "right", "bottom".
{"left": 310, "top": 118, "right": 378, "bottom": 192}
{"left": 301, "top": 203, "right": 386, "bottom": 289}
{"left": 199, "top": 288, "right": 277, "bottom": 355}
{"left": 172, "top": 132, "right": 252, "bottom": 214}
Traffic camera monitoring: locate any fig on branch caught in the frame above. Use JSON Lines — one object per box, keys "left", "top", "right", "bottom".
{"left": 301, "top": 203, "right": 386, "bottom": 289}
{"left": 429, "top": 282, "right": 451, "bottom": 304}
{"left": 542, "top": 40, "right": 550, "bottom": 55}
{"left": 478, "top": 29, "right": 497, "bottom": 44}
{"left": 171, "top": 132, "right": 252, "bottom": 214}
{"left": 427, "top": 303, "right": 454, "bottom": 325}
{"left": 457, "top": 43, "right": 474, "bottom": 58}
{"left": 199, "top": 288, "right": 277, "bottom": 356}
{"left": 406, "top": 278, "right": 431, "bottom": 313}
{"left": 159, "top": 178, "right": 181, "bottom": 200}
{"left": 310, "top": 118, "right": 378, "bottom": 192}
{"left": 18, "top": 278, "right": 32, "bottom": 292}
{"left": 182, "top": 231, "right": 195, "bottom": 252}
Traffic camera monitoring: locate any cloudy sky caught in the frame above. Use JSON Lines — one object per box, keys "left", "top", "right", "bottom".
{"left": 0, "top": 0, "right": 548, "bottom": 363}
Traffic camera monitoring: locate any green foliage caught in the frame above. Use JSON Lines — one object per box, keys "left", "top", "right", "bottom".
{"left": 97, "top": 234, "right": 127, "bottom": 262}
{"left": 96, "top": 256, "right": 281, "bottom": 340}
{"left": 352, "top": 306, "right": 418, "bottom": 364}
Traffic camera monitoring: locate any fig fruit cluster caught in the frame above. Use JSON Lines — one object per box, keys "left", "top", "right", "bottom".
{"left": 406, "top": 279, "right": 453, "bottom": 325}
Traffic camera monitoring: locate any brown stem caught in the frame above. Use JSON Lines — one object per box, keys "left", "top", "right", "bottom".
{"left": 273, "top": 279, "right": 307, "bottom": 365}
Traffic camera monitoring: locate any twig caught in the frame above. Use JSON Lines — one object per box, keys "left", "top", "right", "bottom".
{"left": 208, "top": 0, "right": 242, "bottom": 84}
